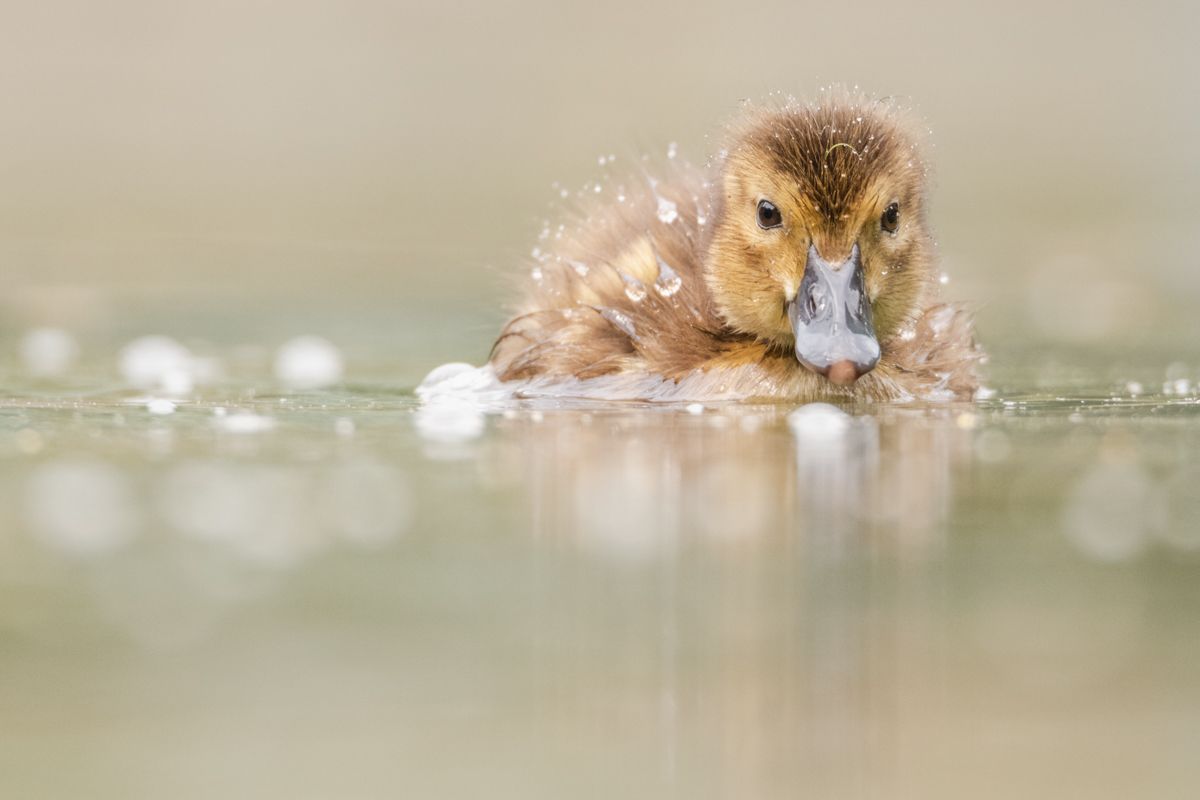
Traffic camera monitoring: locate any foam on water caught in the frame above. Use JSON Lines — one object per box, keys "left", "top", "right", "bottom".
{"left": 119, "top": 335, "right": 198, "bottom": 393}
{"left": 418, "top": 359, "right": 799, "bottom": 404}
{"left": 20, "top": 327, "right": 80, "bottom": 377}
{"left": 414, "top": 363, "right": 508, "bottom": 442}
{"left": 274, "top": 335, "right": 344, "bottom": 389}
{"left": 787, "top": 403, "right": 851, "bottom": 440}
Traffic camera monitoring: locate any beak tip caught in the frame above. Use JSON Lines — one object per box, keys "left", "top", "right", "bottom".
{"left": 826, "top": 360, "right": 860, "bottom": 386}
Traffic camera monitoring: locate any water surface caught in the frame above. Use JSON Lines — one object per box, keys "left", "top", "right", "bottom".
{"left": 0, "top": 327, "right": 1196, "bottom": 799}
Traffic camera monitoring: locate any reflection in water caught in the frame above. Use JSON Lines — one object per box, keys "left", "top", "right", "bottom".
{"left": 0, "top": 395, "right": 1197, "bottom": 798}
{"left": 469, "top": 405, "right": 973, "bottom": 796}
{"left": 501, "top": 405, "right": 967, "bottom": 561}
{"left": 25, "top": 457, "right": 140, "bottom": 556}
{"left": 1061, "top": 459, "right": 1164, "bottom": 562}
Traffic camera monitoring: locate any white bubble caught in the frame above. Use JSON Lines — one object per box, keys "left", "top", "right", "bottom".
{"left": 119, "top": 336, "right": 195, "bottom": 392}
{"left": 416, "top": 362, "right": 505, "bottom": 403}
{"left": 274, "top": 336, "right": 344, "bottom": 389}
{"left": 214, "top": 412, "right": 277, "bottom": 434}
{"left": 787, "top": 403, "right": 851, "bottom": 441}
{"left": 26, "top": 459, "right": 138, "bottom": 556}
{"left": 685, "top": 403, "right": 704, "bottom": 415}
{"left": 19, "top": 327, "right": 79, "bottom": 377}
{"left": 146, "top": 398, "right": 177, "bottom": 415}
{"left": 414, "top": 397, "right": 485, "bottom": 443}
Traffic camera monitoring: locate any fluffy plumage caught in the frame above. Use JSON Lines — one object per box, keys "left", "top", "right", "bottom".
{"left": 490, "top": 92, "right": 981, "bottom": 402}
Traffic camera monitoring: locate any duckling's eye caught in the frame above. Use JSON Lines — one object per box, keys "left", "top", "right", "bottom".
{"left": 756, "top": 199, "right": 783, "bottom": 230}
{"left": 881, "top": 202, "right": 900, "bottom": 234}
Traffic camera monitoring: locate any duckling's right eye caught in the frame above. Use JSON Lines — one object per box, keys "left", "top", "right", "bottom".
{"left": 756, "top": 199, "right": 783, "bottom": 230}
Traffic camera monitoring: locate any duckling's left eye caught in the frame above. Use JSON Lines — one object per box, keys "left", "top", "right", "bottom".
{"left": 881, "top": 202, "right": 900, "bottom": 234}
{"left": 756, "top": 199, "right": 783, "bottom": 230}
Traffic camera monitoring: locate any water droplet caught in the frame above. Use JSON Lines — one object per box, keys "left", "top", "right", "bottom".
{"left": 565, "top": 258, "right": 589, "bottom": 277}
{"left": 939, "top": 273, "right": 950, "bottom": 285}
{"left": 654, "top": 254, "right": 683, "bottom": 297}
{"left": 530, "top": 266, "right": 544, "bottom": 282}
{"left": 667, "top": 141, "right": 678, "bottom": 160}
{"left": 620, "top": 272, "right": 647, "bottom": 302}
{"left": 656, "top": 196, "right": 678, "bottom": 225}
{"left": 599, "top": 307, "right": 637, "bottom": 339}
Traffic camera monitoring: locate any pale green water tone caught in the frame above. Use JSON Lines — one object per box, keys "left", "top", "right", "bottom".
{"left": 2, "top": 1, "right": 1199, "bottom": 796}
{"left": 0, "top": 312, "right": 1196, "bottom": 799}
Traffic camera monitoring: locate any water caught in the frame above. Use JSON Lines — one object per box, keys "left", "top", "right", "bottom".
{"left": 0, "top": 325, "right": 1197, "bottom": 799}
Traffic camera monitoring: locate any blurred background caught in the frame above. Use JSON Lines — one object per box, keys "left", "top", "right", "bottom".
{"left": 2, "top": 0, "right": 1198, "bottom": 378}
{"left": 2, "top": 2, "right": 1199, "bottom": 799}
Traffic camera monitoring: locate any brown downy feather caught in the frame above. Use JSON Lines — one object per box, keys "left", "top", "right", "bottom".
{"left": 490, "top": 92, "right": 982, "bottom": 401}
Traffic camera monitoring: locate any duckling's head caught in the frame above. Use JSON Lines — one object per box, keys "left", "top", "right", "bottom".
{"left": 705, "top": 95, "right": 935, "bottom": 385}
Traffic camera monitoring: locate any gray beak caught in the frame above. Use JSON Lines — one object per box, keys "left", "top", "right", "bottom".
{"left": 787, "top": 242, "right": 881, "bottom": 386}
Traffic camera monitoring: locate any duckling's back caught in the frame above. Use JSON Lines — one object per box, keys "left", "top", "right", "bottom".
{"left": 490, "top": 160, "right": 730, "bottom": 384}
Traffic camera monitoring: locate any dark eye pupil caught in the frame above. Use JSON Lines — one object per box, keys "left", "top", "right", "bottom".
{"left": 757, "top": 200, "right": 781, "bottom": 229}
{"left": 882, "top": 202, "right": 900, "bottom": 232}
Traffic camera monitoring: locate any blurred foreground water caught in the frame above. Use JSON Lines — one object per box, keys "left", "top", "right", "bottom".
{"left": 0, "top": 315, "right": 1196, "bottom": 800}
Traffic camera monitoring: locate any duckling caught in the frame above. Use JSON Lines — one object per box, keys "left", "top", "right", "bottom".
{"left": 490, "top": 93, "right": 981, "bottom": 401}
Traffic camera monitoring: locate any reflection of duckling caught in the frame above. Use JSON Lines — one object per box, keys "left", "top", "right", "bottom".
{"left": 491, "top": 93, "right": 981, "bottom": 401}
